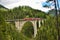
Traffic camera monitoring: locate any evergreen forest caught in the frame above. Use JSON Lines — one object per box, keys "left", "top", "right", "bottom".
{"left": 0, "top": 5, "right": 60, "bottom": 40}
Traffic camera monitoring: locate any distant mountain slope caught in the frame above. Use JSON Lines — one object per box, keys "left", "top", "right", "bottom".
{"left": 0, "top": 5, "right": 5, "bottom": 8}
{"left": 0, "top": 4, "right": 8, "bottom": 8}
{"left": 0, "top": 6, "right": 46, "bottom": 20}
{"left": 48, "top": 9, "right": 60, "bottom": 16}
{"left": 0, "top": 4, "right": 8, "bottom": 11}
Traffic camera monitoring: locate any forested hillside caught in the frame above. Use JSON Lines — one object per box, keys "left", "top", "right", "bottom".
{"left": 0, "top": 5, "right": 60, "bottom": 40}
{"left": 0, "top": 5, "right": 6, "bottom": 8}
{"left": 0, "top": 5, "right": 8, "bottom": 11}
{"left": 0, "top": 6, "right": 46, "bottom": 20}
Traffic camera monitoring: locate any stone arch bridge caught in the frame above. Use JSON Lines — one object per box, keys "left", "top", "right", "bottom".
{"left": 6, "top": 18, "right": 44, "bottom": 37}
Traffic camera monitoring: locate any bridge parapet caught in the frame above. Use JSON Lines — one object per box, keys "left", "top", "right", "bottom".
{"left": 5, "top": 18, "right": 42, "bottom": 22}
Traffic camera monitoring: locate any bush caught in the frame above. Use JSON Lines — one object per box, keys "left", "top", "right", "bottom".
{"left": 35, "top": 16, "right": 58, "bottom": 40}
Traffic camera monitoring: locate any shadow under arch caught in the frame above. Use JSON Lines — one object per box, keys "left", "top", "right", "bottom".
{"left": 21, "top": 21, "right": 34, "bottom": 38}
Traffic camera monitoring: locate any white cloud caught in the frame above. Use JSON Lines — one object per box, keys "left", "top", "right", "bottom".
{"left": 0, "top": 0, "right": 19, "bottom": 5}
{"left": 0, "top": 0, "right": 52, "bottom": 12}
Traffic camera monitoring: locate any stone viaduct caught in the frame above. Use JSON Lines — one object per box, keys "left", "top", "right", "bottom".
{"left": 6, "top": 18, "right": 44, "bottom": 37}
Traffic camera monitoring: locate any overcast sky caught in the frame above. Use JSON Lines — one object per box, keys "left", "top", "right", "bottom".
{"left": 0, "top": 0, "right": 59, "bottom": 12}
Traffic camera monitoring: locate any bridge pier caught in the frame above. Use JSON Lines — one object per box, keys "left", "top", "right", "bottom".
{"left": 31, "top": 21, "right": 37, "bottom": 37}
{"left": 39, "top": 20, "right": 41, "bottom": 28}
{"left": 15, "top": 21, "right": 27, "bottom": 31}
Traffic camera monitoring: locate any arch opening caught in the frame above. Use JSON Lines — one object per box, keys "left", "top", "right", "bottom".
{"left": 21, "top": 21, "right": 34, "bottom": 38}
{"left": 36, "top": 20, "right": 39, "bottom": 28}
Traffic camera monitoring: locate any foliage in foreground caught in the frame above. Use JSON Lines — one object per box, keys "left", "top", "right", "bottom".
{"left": 0, "top": 13, "right": 60, "bottom": 40}
{"left": 35, "top": 16, "right": 59, "bottom": 40}
{"left": 0, "top": 14, "right": 29, "bottom": 40}
{"left": 0, "top": 5, "right": 60, "bottom": 40}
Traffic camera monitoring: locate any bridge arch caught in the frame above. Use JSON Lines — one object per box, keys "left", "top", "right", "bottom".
{"left": 21, "top": 21, "right": 34, "bottom": 38}
{"left": 6, "top": 18, "right": 44, "bottom": 37}
{"left": 15, "top": 20, "right": 37, "bottom": 37}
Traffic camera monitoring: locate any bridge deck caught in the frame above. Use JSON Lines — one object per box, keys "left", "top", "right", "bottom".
{"left": 5, "top": 18, "right": 42, "bottom": 22}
